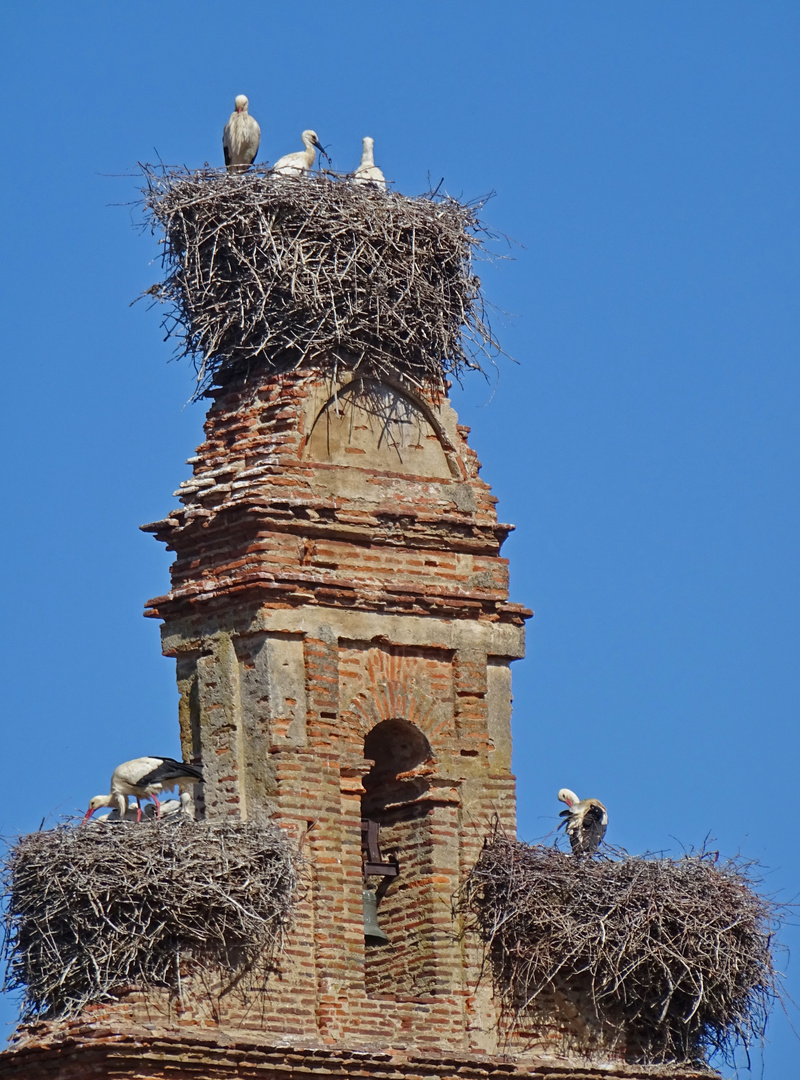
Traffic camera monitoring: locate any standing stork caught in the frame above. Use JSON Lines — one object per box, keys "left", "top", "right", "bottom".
{"left": 557, "top": 788, "right": 608, "bottom": 856}
{"left": 272, "top": 130, "right": 325, "bottom": 176}
{"left": 353, "top": 136, "right": 386, "bottom": 190}
{"left": 223, "top": 94, "right": 261, "bottom": 173}
{"left": 83, "top": 757, "right": 203, "bottom": 823}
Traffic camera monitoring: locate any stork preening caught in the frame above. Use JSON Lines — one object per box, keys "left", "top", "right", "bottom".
{"left": 83, "top": 757, "right": 203, "bottom": 823}
{"left": 557, "top": 788, "right": 608, "bottom": 856}
{"left": 223, "top": 95, "right": 261, "bottom": 173}
{"left": 272, "top": 129, "right": 325, "bottom": 176}
{"left": 353, "top": 136, "right": 386, "bottom": 190}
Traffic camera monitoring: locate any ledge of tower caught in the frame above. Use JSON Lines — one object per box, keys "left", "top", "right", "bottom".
{"left": 0, "top": 1021, "right": 719, "bottom": 1080}
{"left": 141, "top": 369, "right": 532, "bottom": 626}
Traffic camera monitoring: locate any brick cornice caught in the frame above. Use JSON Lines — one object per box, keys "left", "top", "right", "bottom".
{"left": 0, "top": 1025, "right": 719, "bottom": 1080}
{"left": 142, "top": 370, "right": 528, "bottom": 628}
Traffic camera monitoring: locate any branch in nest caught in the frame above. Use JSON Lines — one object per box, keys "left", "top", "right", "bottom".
{"left": 139, "top": 164, "right": 510, "bottom": 399}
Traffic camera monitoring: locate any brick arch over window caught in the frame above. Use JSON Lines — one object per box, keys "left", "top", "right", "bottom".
{"left": 304, "top": 377, "right": 458, "bottom": 478}
{"left": 344, "top": 653, "right": 458, "bottom": 995}
{"left": 340, "top": 651, "right": 451, "bottom": 747}
{"left": 343, "top": 683, "right": 445, "bottom": 746}
{"left": 341, "top": 651, "right": 450, "bottom": 816}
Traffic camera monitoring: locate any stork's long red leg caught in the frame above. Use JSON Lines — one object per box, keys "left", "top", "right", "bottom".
{"left": 153, "top": 795, "right": 162, "bottom": 819}
{"left": 136, "top": 798, "right": 142, "bottom": 823}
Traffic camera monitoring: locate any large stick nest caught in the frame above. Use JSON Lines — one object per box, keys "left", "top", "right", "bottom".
{"left": 2, "top": 818, "right": 301, "bottom": 1020}
{"left": 455, "top": 832, "right": 780, "bottom": 1066}
{"left": 140, "top": 165, "right": 503, "bottom": 397}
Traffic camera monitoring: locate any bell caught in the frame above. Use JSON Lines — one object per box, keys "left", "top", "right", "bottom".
{"left": 362, "top": 887, "right": 390, "bottom": 945}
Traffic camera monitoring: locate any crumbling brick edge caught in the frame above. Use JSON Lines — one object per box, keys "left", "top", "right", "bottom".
{"left": 0, "top": 1022, "right": 719, "bottom": 1080}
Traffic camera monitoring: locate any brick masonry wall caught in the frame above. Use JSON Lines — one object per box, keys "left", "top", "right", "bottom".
{"left": 0, "top": 1023, "right": 719, "bottom": 1080}
{"left": 0, "top": 369, "right": 717, "bottom": 1079}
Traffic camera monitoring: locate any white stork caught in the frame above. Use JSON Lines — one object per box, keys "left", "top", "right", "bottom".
{"left": 557, "top": 788, "right": 608, "bottom": 856}
{"left": 272, "top": 130, "right": 324, "bottom": 176}
{"left": 353, "top": 136, "right": 386, "bottom": 190}
{"left": 83, "top": 757, "right": 203, "bottom": 823}
{"left": 223, "top": 95, "right": 261, "bottom": 173}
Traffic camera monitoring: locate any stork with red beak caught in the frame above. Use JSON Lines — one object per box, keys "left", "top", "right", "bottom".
{"left": 223, "top": 94, "right": 261, "bottom": 173}
{"left": 83, "top": 757, "right": 203, "bottom": 823}
{"left": 557, "top": 788, "right": 608, "bottom": 856}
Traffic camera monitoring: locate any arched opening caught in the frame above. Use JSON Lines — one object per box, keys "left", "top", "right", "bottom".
{"left": 361, "top": 719, "right": 439, "bottom": 995}
{"left": 362, "top": 718, "right": 432, "bottom": 816}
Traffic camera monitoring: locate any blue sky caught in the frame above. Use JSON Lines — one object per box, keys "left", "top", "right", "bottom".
{"left": 1, "top": 2, "right": 799, "bottom": 1073}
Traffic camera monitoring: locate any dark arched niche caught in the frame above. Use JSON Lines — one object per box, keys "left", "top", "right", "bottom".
{"left": 362, "top": 718, "right": 432, "bottom": 815}
{"left": 305, "top": 379, "right": 452, "bottom": 477}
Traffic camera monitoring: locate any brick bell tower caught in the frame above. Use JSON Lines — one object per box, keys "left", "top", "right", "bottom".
{"left": 0, "top": 364, "right": 539, "bottom": 1080}
{"left": 139, "top": 366, "right": 530, "bottom": 1055}
{"left": 0, "top": 373, "right": 723, "bottom": 1080}
{"left": 0, "top": 156, "right": 722, "bottom": 1077}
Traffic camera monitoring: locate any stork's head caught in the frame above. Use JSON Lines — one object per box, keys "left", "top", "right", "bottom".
{"left": 82, "top": 793, "right": 125, "bottom": 823}
{"left": 302, "top": 129, "right": 322, "bottom": 150}
{"left": 83, "top": 794, "right": 112, "bottom": 822}
{"left": 557, "top": 788, "right": 580, "bottom": 808}
{"left": 235, "top": 95, "right": 249, "bottom": 113}
{"left": 362, "top": 136, "right": 375, "bottom": 153}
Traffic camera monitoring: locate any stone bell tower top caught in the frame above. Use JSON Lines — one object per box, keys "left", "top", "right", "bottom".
{"left": 0, "top": 170, "right": 720, "bottom": 1078}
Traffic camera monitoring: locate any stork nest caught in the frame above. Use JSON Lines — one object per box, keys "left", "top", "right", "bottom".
{"left": 140, "top": 165, "right": 503, "bottom": 397}
{"left": 455, "top": 832, "right": 780, "bottom": 1066}
{"left": 1, "top": 818, "right": 302, "bottom": 1021}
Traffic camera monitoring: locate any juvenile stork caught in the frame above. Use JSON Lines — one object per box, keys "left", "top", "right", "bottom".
{"left": 353, "top": 136, "right": 386, "bottom": 190}
{"left": 83, "top": 757, "right": 203, "bottom": 823}
{"left": 223, "top": 94, "right": 261, "bottom": 173}
{"left": 273, "top": 130, "right": 325, "bottom": 176}
{"left": 557, "top": 788, "right": 608, "bottom": 856}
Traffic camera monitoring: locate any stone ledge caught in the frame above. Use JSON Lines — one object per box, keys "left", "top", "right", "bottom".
{"left": 0, "top": 1025, "right": 719, "bottom": 1080}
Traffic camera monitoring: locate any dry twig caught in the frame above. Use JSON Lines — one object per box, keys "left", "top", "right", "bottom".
{"left": 2, "top": 818, "right": 301, "bottom": 1020}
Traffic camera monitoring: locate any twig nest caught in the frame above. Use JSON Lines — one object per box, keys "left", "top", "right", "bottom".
{"left": 140, "top": 166, "right": 502, "bottom": 397}
{"left": 2, "top": 818, "right": 302, "bottom": 1020}
{"left": 455, "top": 833, "right": 780, "bottom": 1066}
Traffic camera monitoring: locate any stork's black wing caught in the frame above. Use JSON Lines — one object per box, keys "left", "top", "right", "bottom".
{"left": 138, "top": 757, "right": 203, "bottom": 787}
{"left": 223, "top": 143, "right": 232, "bottom": 167}
{"left": 578, "top": 804, "right": 607, "bottom": 855}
